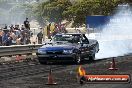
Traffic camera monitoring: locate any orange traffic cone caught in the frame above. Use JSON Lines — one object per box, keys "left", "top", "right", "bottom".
{"left": 46, "top": 68, "right": 57, "bottom": 85}
{"left": 109, "top": 57, "right": 118, "bottom": 70}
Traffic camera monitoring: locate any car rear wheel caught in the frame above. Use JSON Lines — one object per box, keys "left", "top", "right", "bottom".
{"left": 89, "top": 54, "right": 95, "bottom": 61}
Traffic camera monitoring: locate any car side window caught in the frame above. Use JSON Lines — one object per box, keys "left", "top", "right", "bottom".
{"left": 82, "top": 34, "right": 89, "bottom": 44}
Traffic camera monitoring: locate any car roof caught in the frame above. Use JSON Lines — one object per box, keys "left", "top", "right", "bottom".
{"left": 56, "top": 33, "right": 84, "bottom": 36}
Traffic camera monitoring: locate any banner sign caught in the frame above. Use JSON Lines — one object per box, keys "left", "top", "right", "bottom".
{"left": 86, "top": 16, "right": 110, "bottom": 29}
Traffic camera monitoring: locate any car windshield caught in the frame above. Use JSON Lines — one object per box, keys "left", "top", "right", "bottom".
{"left": 53, "top": 34, "right": 80, "bottom": 43}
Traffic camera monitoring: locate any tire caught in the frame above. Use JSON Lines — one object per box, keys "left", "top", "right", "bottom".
{"left": 75, "top": 54, "right": 81, "bottom": 64}
{"left": 38, "top": 60, "right": 47, "bottom": 64}
{"left": 89, "top": 54, "right": 95, "bottom": 61}
{"left": 38, "top": 57, "right": 47, "bottom": 64}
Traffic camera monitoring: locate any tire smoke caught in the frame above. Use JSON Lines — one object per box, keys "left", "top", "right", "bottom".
{"left": 95, "top": 4, "right": 132, "bottom": 59}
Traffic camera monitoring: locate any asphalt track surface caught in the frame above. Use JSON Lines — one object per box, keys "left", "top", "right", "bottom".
{"left": 0, "top": 55, "right": 131, "bottom": 88}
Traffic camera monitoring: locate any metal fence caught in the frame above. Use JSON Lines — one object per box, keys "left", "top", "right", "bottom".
{"left": 0, "top": 44, "right": 43, "bottom": 57}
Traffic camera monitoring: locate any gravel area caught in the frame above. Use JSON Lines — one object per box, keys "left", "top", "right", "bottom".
{"left": 0, "top": 55, "right": 132, "bottom": 88}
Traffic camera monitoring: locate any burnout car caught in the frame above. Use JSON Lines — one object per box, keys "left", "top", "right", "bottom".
{"left": 37, "top": 33, "right": 99, "bottom": 64}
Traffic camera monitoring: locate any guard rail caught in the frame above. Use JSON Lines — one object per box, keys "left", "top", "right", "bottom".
{"left": 0, "top": 44, "right": 43, "bottom": 57}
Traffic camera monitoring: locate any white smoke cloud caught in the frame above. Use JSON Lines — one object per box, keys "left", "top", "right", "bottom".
{"left": 0, "top": 1, "right": 31, "bottom": 27}
{"left": 95, "top": 4, "right": 132, "bottom": 59}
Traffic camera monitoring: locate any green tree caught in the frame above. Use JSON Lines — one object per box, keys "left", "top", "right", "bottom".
{"left": 33, "top": 0, "right": 72, "bottom": 25}
{"left": 63, "top": 0, "right": 120, "bottom": 26}
{"left": 29, "top": 0, "right": 132, "bottom": 26}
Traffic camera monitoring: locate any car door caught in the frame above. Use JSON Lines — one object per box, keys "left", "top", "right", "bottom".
{"left": 80, "top": 34, "right": 89, "bottom": 58}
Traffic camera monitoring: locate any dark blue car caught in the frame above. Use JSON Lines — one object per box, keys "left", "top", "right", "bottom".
{"left": 37, "top": 33, "right": 99, "bottom": 64}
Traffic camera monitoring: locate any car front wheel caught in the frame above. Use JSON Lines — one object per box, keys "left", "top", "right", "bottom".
{"left": 75, "top": 54, "right": 81, "bottom": 64}
{"left": 38, "top": 57, "right": 47, "bottom": 64}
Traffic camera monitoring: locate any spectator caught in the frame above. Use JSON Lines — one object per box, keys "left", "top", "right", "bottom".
{"left": 47, "top": 23, "right": 51, "bottom": 39}
{"left": 24, "top": 18, "right": 30, "bottom": 30}
{"left": 61, "top": 24, "right": 67, "bottom": 33}
{"left": 10, "top": 30, "right": 16, "bottom": 45}
{"left": 10, "top": 24, "right": 14, "bottom": 31}
{"left": 14, "top": 25, "right": 19, "bottom": 30}
{"left": 23, "top": 18, "right": 31, "bottom": 44}
{"left": 0, "top": 29, "right": 3, "bottom": 45}
{"left": 37, "top": 28, "right": 43, "bottom": 44}
{"left": 15, "top": 30, "right": 21, "bottom": 38}
{"left": 0, "top": 20, "right": 33, "bottom": 46}
{"left": 21, "top": 25, "right": 25, "bottom": 30}
{"left": 2, "top": 32, "right": 12, "bottom": 46}
{"left": 16, "top": 35, "right": 21, "bottom": 45}
{"left": 4, "top": 24, "right": 7, "bottom": 29}
{"left": 52, "top": 24, "right": 58, "bottom": 36}
{"left": 6, "top": 34, "right": 12, "bottom": 46}
{"left": 2, "top": 31, "right": 8, "bottom": 46}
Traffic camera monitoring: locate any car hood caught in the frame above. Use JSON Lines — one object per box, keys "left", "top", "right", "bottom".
{"left": 39, "top": 42, "right": 77, "bottom": 51}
